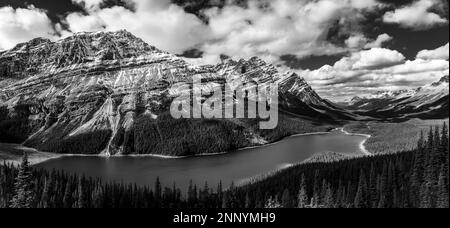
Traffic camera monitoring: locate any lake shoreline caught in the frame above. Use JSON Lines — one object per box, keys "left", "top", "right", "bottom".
{"left": 338, "top": 128, "right": 372, "bottom": 156}
{"left": 1, "top": 127, "right": 371, "bottom": 167}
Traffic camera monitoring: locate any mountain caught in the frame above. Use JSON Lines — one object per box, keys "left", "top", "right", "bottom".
{"left": 344, "top": 75, "right": 449, "bottom": 119}
{"left": 0, "top": 30, "right": 350, "bottom": 156}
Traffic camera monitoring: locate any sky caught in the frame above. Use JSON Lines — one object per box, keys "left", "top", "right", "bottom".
{"left": 0, "top": 0, "right": 449, "bottom": 101}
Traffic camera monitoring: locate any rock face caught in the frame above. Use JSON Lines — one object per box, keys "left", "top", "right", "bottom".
{"left": 344, "top": 76, "right": 449, "bottom": 119}
{"left": 0, "top": 30, "right": 349, "bottom": 156}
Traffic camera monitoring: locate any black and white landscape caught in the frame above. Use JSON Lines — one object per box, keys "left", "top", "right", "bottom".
{"left": 0, "top": 0, "right": 448, "bottom": 209}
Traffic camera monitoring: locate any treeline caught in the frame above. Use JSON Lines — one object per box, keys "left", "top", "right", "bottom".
{"left": 233, "top": 123, "right": 448, "bottom": 208}
{"left": 0, "top": 156, "right": 225, "bottom": 208}
{"left": 0, "top": 105, "right": 43, "bottom": 143}
{"left": 133, "top": 113, "right": 250, "bottom": 156}
{"left": 1, "top": 124, "right": 448, "bottom": 208}
{"left": 345, "top": 120, "right": 448, "bottom": 155}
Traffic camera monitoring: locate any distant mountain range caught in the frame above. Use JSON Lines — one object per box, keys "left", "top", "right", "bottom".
{"left": 0, "top": 30, "right": 353, "bottom": 156}
{"left": 341, "top": 75, "right": 449, "bottom": 120}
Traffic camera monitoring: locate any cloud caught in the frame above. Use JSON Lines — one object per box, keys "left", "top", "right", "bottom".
{"left": 383, "top": 0, "right": 448, "bottom": 30}
{"left": 198, "top": 0, "right": 383, "bottom": 64}
{"left": 345, "top": 35, "right": 368, "bottom": 49}
{"left": 66, "top": 0, "right": 384, "bottom": 64}
{"left": 1, "top": 0, "right": 447, "bottom": 102}
{"left": 72, "top": 0, "right": 105, "bottom": 10}
{"left": 345, "top": 33, "right": 393, "bottom": 49}
{"left": 364, "top": 34, "right": 393, "bottom": 48}
{"left": 301, "top": 47, "right": 448, "bottom": 101}
{"left": 416, "top": 43, "right": 449, "bottom": 60}
{"left": 0, "top": 6, "right": 58, "bottom": 50}
{"left": 334, "top": 48, "right": 406, "bottom": 71}
{"left": 66, "top": 0, "right": 210, "bottom": 53}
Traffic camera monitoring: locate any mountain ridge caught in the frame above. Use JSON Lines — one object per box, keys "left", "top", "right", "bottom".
{"left": 0, "top": 30, "right": 347, "bottom": 156}
{"left": 343, "top": 75, "right": 449, "bottom": 120}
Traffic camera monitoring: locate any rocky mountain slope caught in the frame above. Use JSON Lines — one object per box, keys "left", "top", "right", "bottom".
{"left": 344, "top": 76, "right": 449, "bottom": 120}
{"left": 0, "top": 30, "right": 351, "bottom": 156}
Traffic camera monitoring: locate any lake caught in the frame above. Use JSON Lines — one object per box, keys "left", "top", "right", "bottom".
{"left": 33, "top": 129, "right": 368, "bottom": 192}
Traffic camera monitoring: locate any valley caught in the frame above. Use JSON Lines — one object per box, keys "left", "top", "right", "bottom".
{"left": 0, "top": 31, "right": 448, "bottom": 209}
{"left": 345, "top": 118, "right": 449, "bottom": 154}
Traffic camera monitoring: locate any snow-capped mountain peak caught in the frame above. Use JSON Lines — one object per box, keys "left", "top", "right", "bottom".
{"left": 344, "top": 76, "right": 449, "bottom": 119}
{"left": 0, "top": 31, "right": 352, "bottom": 156}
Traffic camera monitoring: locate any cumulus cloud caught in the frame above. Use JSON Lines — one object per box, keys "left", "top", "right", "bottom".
{"left": 0, "top": 6, "right": 58, "bottom": 50}
{"left": 72, "top": 0, "right": 105, "bottom": 10}
{"left": 383, "top": 0, "right": 448, "bottom": 30}
{"left": 345, "top": 35, "right": 368, "bottom": 49}
{"left": 301, "top": 48, "right": 448, "bottom": 100}
{"left": 364, "top": 34, "right": 393, "bottom": 49}
{"left": 64, "top": 0, "right": 384, "bottom": 64}
{"left": 416, "top": 43, "right": 449, "bottom": 60}
{"left": 1, "top": 0, "right": 447, "bottom": 102}
{"left": 66, "top": 0, "right": 210, "bottom": 53}
{"left": 199, "top": 0, "right": 383, "bottom": 64}
{"left": 333, "top": 48, "right": 406, "bottom": 71}
{"left": 345, "top": 33, "right": 393, "bottom": 49}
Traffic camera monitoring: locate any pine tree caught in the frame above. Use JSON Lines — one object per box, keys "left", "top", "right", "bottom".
{"left": 439, "top": 123, "right": 449, "bottom": 178}
{"left": 188, "top": 180, "right": 194, "bottom": 207}
{"left": 297, "top": 176, "right": 309, "bottom": 208}
{"left": 427, "top": 126, "right": 434, "bottom": 152}
{"left": 281, "top": 189, "right": 292, "bottom": 208}
{"left": 410, "top": 131, "right": 425, "bottom": 207}
{"left": 154, "top": 177, "right": 162, "bottom": 206}
{"left": 265, "top": 196, "right": 282, "bottom": 208}
{"left": 221, "top": 191, "right": 229, "bottom": 209}
{"left": 10, "top": 152, "right": 34, "bottom": 208}
{"left": 419, "top": 182, "right": 432, "bottom": 208}
{"left": 323, "top": 184, "right": 334, "bottom": 208}
{"left": 245, "top": 193, "right": 252, "bottom": 208}
{"left": 377, "top": 164, "right": 389, "bottom": 208}
{"left": 40, "top": 177, "right": 51, "bottom": 208}
{"left": 354, "top": 171, "right": 369, "bottom": 208}
{"left": 63, "top": 180, "right": 73, "bottom": 208}
{"left": 367, "top": 165, "right": 377, "bottom": 208}
{"left": 77, "top": 176, "right": 87, "bottom": 208}
{"left": 312, "top": 170, "right": 321, "bottom": 206}
{"left": 436, "top": 166, "right": 449, "bottom": 208}
{"left": 217, "top": 181, "right": 223, "bottom": 207}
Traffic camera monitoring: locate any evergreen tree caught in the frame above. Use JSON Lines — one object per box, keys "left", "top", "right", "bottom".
{"left": 155, "top": 177, "right": 162, "bottom": 206}
{"left": 419, "top": 182, "right": 432, "bottom": 208}
{"left": 312, "top": 170, "right": 321, "bottom": 206}
{"left": 77, "top": 176, "right": 87, "bottom": 208}
{"left": 367, "top": 165, "right": 377, "bottom": 207}
{"left": 245, "top": 193, "right": 252, "bottom": 208}
{"left": 281, "top": 189, "right": 292, "bottom": 208}
{"left": 436, "top": 166, "right": 449, "bottom": 208}
{"left": 323, "top": 184, "right": 334, "bottom": 208}
{"left": 265, "top": 196, "right": 281, "bottom": 208}
{"left": 91, "top": 185, "right": 104, "bottom": 208}
{"left": 40, "top": 177, "right": 51, "bottom": 208}
{"left": 297, "top": 176, "right": 308, "bottom": 208}
{"left": 63, "top": 180, "right": 73, "bottom": 208}
{"left": 410, "top": 131, "right": 425, "bottom": 207}
{"left": 221, "top": 191, "right": 229, "bottom": 209}
{"left": 439, "top": 123, "right": 449, "bottom": 178}
{"left": 354, "top": 171, "right": 369, "bottom": 208}
{"left": 10, "top": 153, "right": 34, "bottom": 208}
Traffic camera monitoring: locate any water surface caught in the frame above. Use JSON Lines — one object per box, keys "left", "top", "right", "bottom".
{"left": 35, "top": 130, "right": 367, "bottom": 191}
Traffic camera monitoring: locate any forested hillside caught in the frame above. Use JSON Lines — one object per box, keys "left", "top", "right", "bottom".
{"left": 1, "top": 124, "right": 447, "bottom": 208}
{"left": 345, "top": 119, "right": 449, "bottom": 154}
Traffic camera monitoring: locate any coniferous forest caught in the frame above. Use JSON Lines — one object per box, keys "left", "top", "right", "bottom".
{"left": 0, "top": 124, "right": 448, "bottom": 208}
